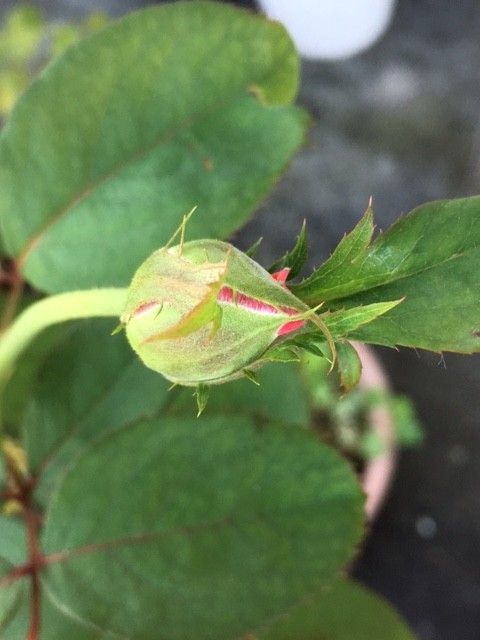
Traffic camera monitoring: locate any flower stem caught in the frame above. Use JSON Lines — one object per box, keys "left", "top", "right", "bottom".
{"left": 0, "top": 288, "right": 127, "bottom": 388}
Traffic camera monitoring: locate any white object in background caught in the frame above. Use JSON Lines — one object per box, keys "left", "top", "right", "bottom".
{"left": 257, "top": 0, "right": 397, "bottom": 60}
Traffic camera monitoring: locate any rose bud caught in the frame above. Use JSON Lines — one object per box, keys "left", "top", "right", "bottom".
{"left": 121, "top": 238, "right": 334, "bottom": 388}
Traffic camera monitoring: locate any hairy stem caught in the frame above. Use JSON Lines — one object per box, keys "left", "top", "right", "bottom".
{"left": 0, "top": 288, "right": 127, "bottom": 389}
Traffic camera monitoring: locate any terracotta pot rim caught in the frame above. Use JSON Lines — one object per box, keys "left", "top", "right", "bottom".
{"left": 353, "top": 342, "right": 397, "bottom": 521}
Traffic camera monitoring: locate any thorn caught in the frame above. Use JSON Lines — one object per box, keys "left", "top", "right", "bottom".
{"left": 194, "top": 384, "right": 209, "bottom": 417}
{"left": 168, "top": 382, "right": 178, "bottom": 392}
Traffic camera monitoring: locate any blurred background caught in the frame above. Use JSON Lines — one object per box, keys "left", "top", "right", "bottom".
{"left": 1, "top": 1, "right": 479, "bottom": 638}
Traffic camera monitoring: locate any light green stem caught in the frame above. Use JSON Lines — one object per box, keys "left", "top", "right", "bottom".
{"left": 0, "top": 288, "right": 127, "bottom": 386}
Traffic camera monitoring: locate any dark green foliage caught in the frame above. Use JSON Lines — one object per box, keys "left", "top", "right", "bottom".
{"left": 258, "top": 578, "right": 416, "bottom": 640}
{"left": 293, "top": 198, "right": 480, "bottom": 353}
{"left": 0, "top": 2, "right": 307, "bottom": 293}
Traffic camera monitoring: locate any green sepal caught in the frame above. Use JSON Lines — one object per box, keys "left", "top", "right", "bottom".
{"left": 110, "top": 323, "right": 124, "bottom": 336}
{"left": 336, "top": 341, "right": 362, "bottom": 393}
{"left": 146, "top": 257, "right": 227, "bottom": 342}
{"left": 261, "top": 345, "right": 301, "bottom": 363}
{"left": 243, "top": 369, "right": 261, "bottom": 385}
{"left": 291, "top": 205, "right": 374, "bottom": 301}
{"left": 325, "top": 299, "right": 402, "bottom": 339}
{"left": 269, "top": 219, "right": 308, "bottom": 279}
{"left": 287, "top": 335, "right": 326, "bottom": 357}
{"left": 245, "top": 236, "right": 263, "bottom": 258}
{"left": 274, "top": 299, "right": 400, "bottom": 360}
{"left": 194, "top": 383, "right": 210, "bottom": 417}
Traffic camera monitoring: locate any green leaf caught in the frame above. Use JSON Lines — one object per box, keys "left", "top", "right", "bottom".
{"left": 0, "top": 517, "right": 26, "bottom": 567}
{"left": 390, "top": 396, "right": 424, "bottom": 447}
{"left": 41, "top": 415, "right": 364, "bottom": 640}
{"left": 2, "top": 324, "right": 68, "bottom": 433}
{"left": 336, "top": 341, "right": 362, "bottom": 393}
{"left": 347, "top": 258, "right": 480, "bottom": 351}
{"left": 285, "top": 335, "right": 325, "bottom": 357}
{"left": 325, "top": 300, "right": 403, "bottom": 339}
{"left": 21, "top": 319, "right": 170, "bottom": 505}
{"left": 0, "top": 589, "right": 107, "bottom": 640}
{"left": 269, "top": 219, "right": 308, "bottom": 279}
{"left": 167, "top": 361, "right": 310, "bottom": 425}
{"left": 0, "top": 2, "right": 307, "bottom": 293}
{"left": 0, "top": 515, "right": 26, "bottom": 636}
{"left": 276, "top": 300, "right": 401, "bottom": 359}
{"left": 258, "top": 578, "right": 416, "bottom": 640}
{"left": 294, "top": 197, "right": 480, "bottom": 353}
{"left": 292, "top": 204, "right": 374, "bottom": 300}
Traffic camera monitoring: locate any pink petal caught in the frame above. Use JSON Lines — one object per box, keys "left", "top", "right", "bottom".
{"left": 271, "top": 268, "right": 290, "bottom": 284}
{"left": 277, "top": 319, "right": 305, "bottom": 336}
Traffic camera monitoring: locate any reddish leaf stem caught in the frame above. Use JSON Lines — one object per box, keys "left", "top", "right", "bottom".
{"left": 0, "top": 562, "right": 34, "bottom": 587}
{"left": 0, "top": 472, "right": 43, "bottom": 639}
{"left": 23, "top": 483, "right": 43, "bottom": 640}
{"left": 26, "top": 568, "right": 41, "bottom": 640}
{"left": 0, "top": 259, "right": 24, "bottom": 331}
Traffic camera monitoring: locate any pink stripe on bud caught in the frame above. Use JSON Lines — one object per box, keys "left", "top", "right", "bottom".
{"left": 218, "top": 286, "right": 280, "bottom": 315}
{"left": 134, "top": 301, "right": 161, "bottom": 316}
{"left": 277, "top": 319, "right": 305, "bottom": 336}
{"left": 218, "top": 285, "right": 305, "bottom": 336}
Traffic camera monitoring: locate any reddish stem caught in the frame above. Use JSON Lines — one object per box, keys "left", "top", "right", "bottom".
{"left": 0, "top": 562, "right": 35, "bottom": 587}
{"left": 23, "top": 487, "right": 43, "bottom": 640}
{"left": 0, "top": 259, "right": 24, "bottom": 331}
{"left": 26, "top": 570, "right": 41, "bottom": 640}
{"left": 0, "top": 272, "right": 14, "bottom": 286}
{"left": 0, "top": 472, "right": 43, "bottom": 639}
{"left": 0, "top": 488, "right": 22, "bottom": 501}
{"left": 1, "top": 277, "right": 23, "bottom": 331}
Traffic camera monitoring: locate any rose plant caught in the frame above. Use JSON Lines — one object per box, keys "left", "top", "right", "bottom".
{"left": 0, "top": 3, "right": 478, "bottom": 639}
